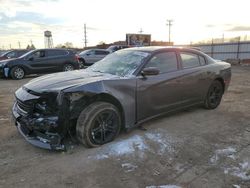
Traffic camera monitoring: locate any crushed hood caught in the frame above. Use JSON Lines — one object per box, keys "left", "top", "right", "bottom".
{"left": 24, "top": 69, "right": 119, "bottom": 93}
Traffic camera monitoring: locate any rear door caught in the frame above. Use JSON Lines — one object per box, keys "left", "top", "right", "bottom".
{"left": 46, "top": 49, "right": 69, "bottom": 71}
{"left": 177, "top": 50, "right": 209, "bottom": 103}
{"left": 136, "top": 51, "right": 186, "bottom": 121}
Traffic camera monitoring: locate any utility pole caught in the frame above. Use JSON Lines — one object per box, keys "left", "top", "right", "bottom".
{"left": 166, "top": 20, "right": 173, "bottom": 43}
{"left": 18, "top": 41, "right": 21, "bottom": 49}
{"left": 84, "top": 23, "right": 87, "bottom": 48}
{"left": 139, "top": 28, "right": 143, "bottom": 34}
{"left": 9, "top": 44, "right": 11, "bottom": 49}
{"left": 30, "top": 40, "right": 33, "bottom": 46}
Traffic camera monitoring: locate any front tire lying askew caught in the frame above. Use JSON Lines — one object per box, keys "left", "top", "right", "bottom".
{"left": 76, "top": 102, "right": 121, "bottom": 148}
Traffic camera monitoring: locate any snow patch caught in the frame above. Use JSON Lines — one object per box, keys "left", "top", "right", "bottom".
{"left": 146, "top": 185, "right": 182, "bottom": 188}
{"left": 89, "top": 130, "right": 178, "bottom": 160}
{"left": 224, "top": 161, "right": 250, "bottom": 180}
{"left": 145, "top": 132, "right": 174, "bottom": 154}
{"left": 233, "top": 185, "right": 241, "bottom": 188}
{"left": 210, "top": 147, "right": 236, "bottom": 164}
{"left": 121, "top": 163, "right": 137, "bottom": 172}
{"left": 106, "top": 135, "right": 148, "bottom": 156}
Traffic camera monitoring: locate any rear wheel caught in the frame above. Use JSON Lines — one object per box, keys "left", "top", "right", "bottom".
{"left": 79, "top": 59, "right": 85, "bottom": 69}
{"left": 76, "top": 102, "right": 121, "bottom": 148}
{"left": 63, "top": 64, "right": 74, "bottom": 71}
{"left": 10, "top": 66, "right": 25, "bottom": 80}
{"left": 204, "top": 80, "right": 224, "bottom": 109}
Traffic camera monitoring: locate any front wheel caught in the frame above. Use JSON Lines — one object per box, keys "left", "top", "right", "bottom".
{"left": 10, "top": 66, "right": 25, "bottom": 80}
{"left": 63, "top": 64, "right": 74, "bottom": 71}
{"left": 76, "top": 102, "right": 121, "bottom": 148}
{"left": 204, "top": 80, "right": 224, "bottom": 109}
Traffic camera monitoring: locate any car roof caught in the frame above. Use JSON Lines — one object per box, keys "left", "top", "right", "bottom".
{"left": 123, "top": 46, "right": 202, "bottom": 54}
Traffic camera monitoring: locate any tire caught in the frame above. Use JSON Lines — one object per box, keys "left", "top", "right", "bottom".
{"left": 63, "top": 64, "right": 74, "bottom": 71}
{"left": 204, "top": 80, "right": 224, "bottom": 109}
{"left": 76, "top": 102, "right": 121, "bottom": 148}
{"left": 79, "top": 59, "right": 85, "bottom": 69}
{"left": 10, "top": 66, "right": 25, "bottom": 80}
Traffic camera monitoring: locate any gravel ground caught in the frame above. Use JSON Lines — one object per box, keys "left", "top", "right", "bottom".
{"left": 0, "top": 66, "right": 250, "bottom": 188}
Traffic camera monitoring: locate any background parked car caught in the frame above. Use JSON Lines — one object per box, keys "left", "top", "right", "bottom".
{"left": 107, "top": 45, "right": 129, "bottom": 53}
{"left": 78, "top": 49, "right": 110, "bottom": 67}
{"left": 0, "top": 48, "right": 79, "bottom": 79}
{"left": 0, "top": 50, "right": 30, "bottom": 61}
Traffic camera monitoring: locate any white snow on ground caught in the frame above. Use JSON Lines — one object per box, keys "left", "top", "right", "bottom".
{"left": 146, "top": 185, "right": 182, "bottom": 188}
{"left": 145, "top": 132, "right": 174, "bottom": 154}
{"left": 89, "top": 130, "right": 177, "bottom": 160}
{"left": 224, "top": 161, "right": 250, "bottom": 180}
{"left": 232, "top": 185, "right": 241, "bottom": 188}
{"left": 90, "top": 135, "right": 149, "bottom": 160}
{"left": 210, "top": 147, "right": 236, "bottom": 164}
{"left": 121, "top": 163, "right": 138, "bottom": 172}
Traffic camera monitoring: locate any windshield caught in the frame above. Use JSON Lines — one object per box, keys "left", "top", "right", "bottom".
{"left": 88, "top": 50, "right": 150, "bottom": 77}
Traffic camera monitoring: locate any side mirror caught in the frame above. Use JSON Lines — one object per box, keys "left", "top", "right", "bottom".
{"left": 28, "top": 57, "right": 34, "bottom": 61}
{"left": 141, "top": 67, "right": 160, "bottom": 76}
{"left": 86, "top": 53, "right": 90, "bottom": 56}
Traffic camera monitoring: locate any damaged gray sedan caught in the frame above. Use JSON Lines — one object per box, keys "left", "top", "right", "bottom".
{"left": 12, "top": 47, "right": 231, "bottom": 150}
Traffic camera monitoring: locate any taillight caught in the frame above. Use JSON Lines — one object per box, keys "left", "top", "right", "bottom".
{"left": 75, "top": 55, "right": 79, "bottom": 61}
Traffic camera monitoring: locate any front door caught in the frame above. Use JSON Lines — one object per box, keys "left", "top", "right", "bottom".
{"left": 136, "top": 51, "right": 186, "bottom": 121}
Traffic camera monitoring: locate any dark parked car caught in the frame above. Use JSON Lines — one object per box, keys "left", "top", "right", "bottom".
{"left": 12, "top": 47, "right": 231, "bottom": 150}
{"left": 0, "top": 49, "right": 79, "bottom": 79}
{"left": 0, "top": 49, "right": 29, "bottom": 61}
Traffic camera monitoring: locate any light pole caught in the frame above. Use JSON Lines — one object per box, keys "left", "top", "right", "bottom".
{"left": 167, "top": 20, "right": 173, "bottom": 43}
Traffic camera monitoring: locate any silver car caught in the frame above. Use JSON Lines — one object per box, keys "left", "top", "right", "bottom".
{"left": 78, "top": 49, "right": 110, "bottom": 67}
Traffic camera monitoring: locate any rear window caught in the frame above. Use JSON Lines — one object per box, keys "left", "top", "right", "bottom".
{"left": 180, "top": 52, "right": 200, "bottom": 68}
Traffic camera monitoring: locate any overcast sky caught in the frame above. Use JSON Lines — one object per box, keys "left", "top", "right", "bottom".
{"left": 0, "top": 0, "right": 250, "bottom": 49}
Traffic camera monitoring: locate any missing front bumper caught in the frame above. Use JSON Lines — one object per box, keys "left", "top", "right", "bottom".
{"left": 13, "top": 102, "right": 65, "bottom": 151}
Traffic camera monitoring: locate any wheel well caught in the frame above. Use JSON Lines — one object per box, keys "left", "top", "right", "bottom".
{"left": 69, "top": 93, "right": 125, "bottom": 131}
{"left": 78, "top": 58, "right": 85, "bottom": 63}
{"left": 215, "top": 77, "right": 225, "bottom": 93}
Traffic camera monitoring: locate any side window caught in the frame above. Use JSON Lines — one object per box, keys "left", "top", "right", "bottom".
{"left": 6, "top": 51, "right": 16, "bottom": 58}
{"left": 199, "top": 55, "right": 206, "bottom": 66}
{"left": 180, "top": 52, "right": 200, "bottom": 68}
{"left": 32, "top": 50, "right": 46, "bottom": 59}
{"left": 48, "top": 50, "right": 67, "bottom": 57}
{"left": 145, "top": 52, "right": 178, "bottom": 73}
{"left": 96, "top": 50, "right": 108, "bottom": 55}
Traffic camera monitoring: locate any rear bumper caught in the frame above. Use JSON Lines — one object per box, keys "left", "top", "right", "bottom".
{"left": 12, "top": 102, "right": 65, "bottom": 151}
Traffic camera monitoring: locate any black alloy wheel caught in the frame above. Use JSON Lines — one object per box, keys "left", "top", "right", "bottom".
{"left": 76, "top": 102, "right": 121, "bottom": 147}
{"left": 89, "top": 109, "right": 119, "bottom": 145}
{"left": 204, "top": 80, "right": 223, "bottom": 109}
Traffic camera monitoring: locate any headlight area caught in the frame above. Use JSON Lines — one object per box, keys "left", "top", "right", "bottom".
{"left": 14, "top": 94, "right": 66, "bottom": 150}
{"left": 29, "top": 97, "right": 60, "bottom": 132}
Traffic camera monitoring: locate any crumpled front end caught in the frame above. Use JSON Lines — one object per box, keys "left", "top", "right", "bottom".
{"left": 12, "top": 87, "right": 66, "bottom": 150}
